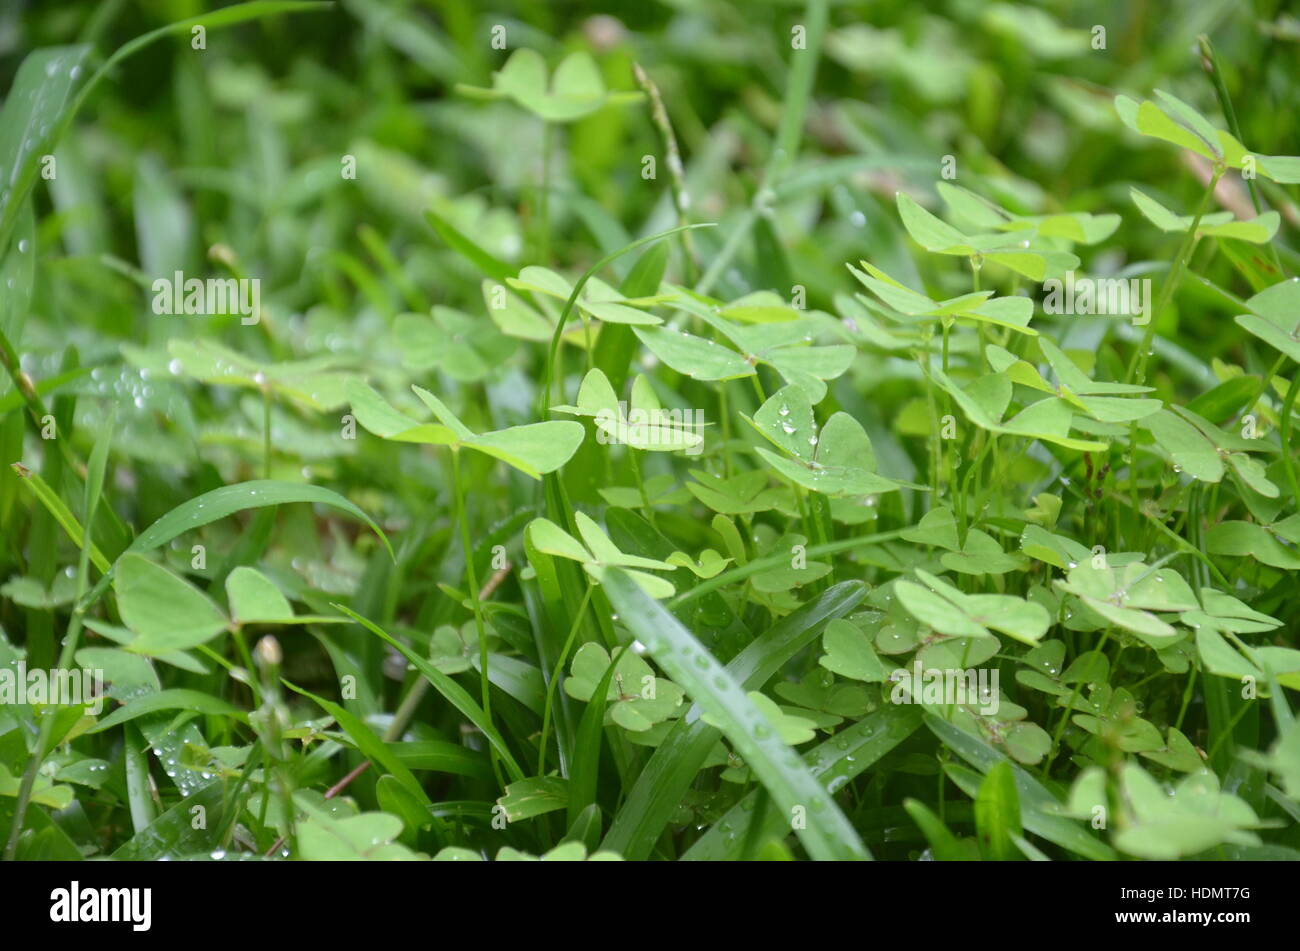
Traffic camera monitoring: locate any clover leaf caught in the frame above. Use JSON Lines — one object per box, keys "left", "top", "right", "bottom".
{"left": 987, "top": 339, "right": 1161, "bottom": 424}
{"left": 1235, "top": 278, "right": 1300, "bottom": 363}
{"left": 849, "top": 260, "right": 1037, "bottom": 336}
{"left": 635, "top": 299, "right": 854, "bottom": 401}
{"left": 527, "top": 512, "right": 677, "bottom": 598}
{"left": 896, "top": 192, "right": 1080, "bottom": 281}
{"left": 937, "top": 182, "right": 1120, "bottom": 245}
{"left": 1054, "top": 561, "right": 1198, "bottom": 643}
{"left": 894, "top": 569, "right": 1049, "bottom": 645}
{"left": 168, "top": 339, "right": 358, "bottom": 411}
{"left": 665, "top": 548, "right": 731, "bottom": 578}
{"left": 1115, "top": 90, "right": 1300, "bottom": 182}
{"left": 115, "top": 554, "right": 228, "bottom": 654}
{"left": 742, "top": 385, "right": 913, "bottom": 497}
{"left": 346, "top": 379, "right": 583, "bottom": 479}
{"left": 456, "top": 49, "right": 642, "bottom": 123}
{"left": 818, "top": 618, "right": 888, "bottom": 682}
{"left": 702, "top": 691, "right": 817, "bottom": 745}
{"left": 508, "top": 265, "right": 670, "bottom": 325}
{"left": 553, "top": 367, "right": 704, "bottom": 453}
{"left": 686, "top": 469, "right": 791, "bottom": 516}
{"left": 297, "top": 802, "right": 425, "bottom": 861}
{"left": 1142, "top": 405, "right": 1277, "bottom": 494}
{"left": 1130, "top": 187, "right": 1279, "bottom": 244}
{"left": 563, "top": 642, "right": 684, "bottom": 731}
{"left": 1111, "top": 763, "right": 1261, "bottom": 859}
{"left": 393, "top": 306, "right": 514, "bottom": 382}
{"left": 900, "top": 506, "right": 1025, "bottom": 575}
{"left": 931, "top": 368, "right": 1108, "bottom": 452}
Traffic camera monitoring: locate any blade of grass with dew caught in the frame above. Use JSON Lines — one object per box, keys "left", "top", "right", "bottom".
{"left": 601, "top": 569, "right": 870, "bottom": 860}
{"left": 566, "top": 645, "right": 627, "bottom": 828}
{"left": 284, "top": 681, "right": 437, "bottom": 816}
{"left": 604, "top": 580, "right": 868, "bottom": 858}
{"left": 77, "top": 480, "right": 392, "bottom": 609}
{"left": 683, "top": 704, "right": 923, "bottom": 859}
{"left": 9, "top": 463, "right": 110, "bottom": 573}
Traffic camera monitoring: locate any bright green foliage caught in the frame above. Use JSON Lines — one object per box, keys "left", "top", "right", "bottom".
{"left": 2, "top": 1, "right": 1298, "bottom": 869}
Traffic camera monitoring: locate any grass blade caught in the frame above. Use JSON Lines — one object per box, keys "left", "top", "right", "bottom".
{"left": 332, "top": 603, "right": 526, "bottom": 783}
{"left": 601, "top": 569, "right": 870, "bottom": 860}
{"left": 604, "top": 580, "right": 868, "bottom": 858}
{"left": 683, "top": 704, "right": 922, "bottom": 859}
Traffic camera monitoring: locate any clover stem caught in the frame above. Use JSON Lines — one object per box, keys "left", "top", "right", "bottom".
{"left": 1255, "top": 352, "right": 1286, "bottom": 416}
{"left": 629, "top": 447, "right": 658, "bottom": 529}
{"left": 1043, "top": 626, "right": 1112, "bottom": 777}
{"left": 1124, "top": 168, "right": 1222, "bottom": 543}
{"left": 1279, "top": 361, "right": 1300, "bottom": 509}
{"left": 1198, "top": 34, "right": 1286, "bottom": 277}
{"left": 262, "top": 384, "right": 272, "bottom": 479}
{"left": 719, "top": 384, "right": 734, "bottom": 478}
{"left": 1129, "top": 168, "right": 1223, "bottom": 388}
{"left": 538, "top": 120, "right": 553, "bottom": 265}
{"left": 921, "top": 351, "right": 942, "bottom": 502}
{"left": 538, "top": 584, "right": 594, "bottom": 775}
{"left": 451, "top": 448, "right": 498, "bottom": 780}
{"left": 3, "top": 412, "right": 107, "bottom": 861}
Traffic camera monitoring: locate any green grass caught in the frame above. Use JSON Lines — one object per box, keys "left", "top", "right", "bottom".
{"left": 1, "top": 0, "right": 1299, "bottom": 862}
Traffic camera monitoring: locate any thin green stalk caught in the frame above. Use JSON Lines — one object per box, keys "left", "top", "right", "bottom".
{"left": 628, "top": 447, "right": 658, "bottom": 529}
{"left": 1128, "top": 168, "right": 1223, "bottom": 387}
{"left": 0, "top": 325, "right": 128, "bottom": 540}
{"left": 633, "top": 62, "right": 698, "bottom": 283}
{"left": 1279, "top": 366, "right": 1300, "bottom": 509}
{"left": 1174, "top": 665, "right": 1198, "bottom": 732}
{"left": 920, "top": 348, "right": 942, "bottom": 501}
{"left": 1198, "top": 34, "right": 1285, "bottom": 276}
{"left": 4, "top": 412, "right": 113, "bottom": 861}
{"left": 538, "top": 120, "right": 552, "bottom": 265}
{"left": 538, "top": 585, "right": 594, "bottom": 775}
{"left": 1043, "top": 627, "right": 1113, "bottom": 777}
{"left": 538, "top": 224, "right": 712, "bottom": 418}
{"left": 1125, "top": 168, "right": 1223, "bottom": 532}
{"left": 694, "top": 0, "right": 828, "bottom": 295}
{"left": 450, "top": 449, "right": 498, "bottom": 781}
{"left": 1255, "top": 351, "right": 1287, "bottom": 418}
{"left": 262, "top": 385, "right": 272, "bottom": 479}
